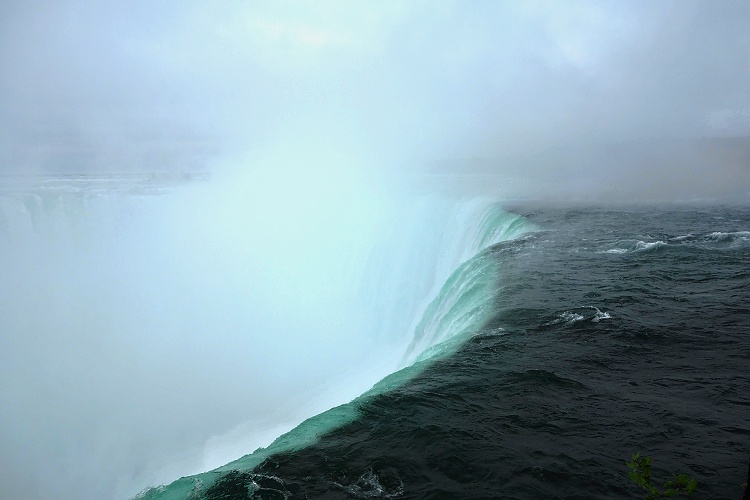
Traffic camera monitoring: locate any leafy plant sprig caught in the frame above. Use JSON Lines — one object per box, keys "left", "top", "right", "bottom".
{"left": 626, "top": 452, "right": 698, "bottom": 499}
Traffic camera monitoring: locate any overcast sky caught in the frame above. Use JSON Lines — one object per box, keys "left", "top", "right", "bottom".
{"left": 1, "top": 0, "right": 749, "bottom": 186}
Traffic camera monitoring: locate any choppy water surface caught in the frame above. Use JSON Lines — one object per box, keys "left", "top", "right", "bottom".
{"left": 186, "top": 205, "right": 749, "bottom": 500}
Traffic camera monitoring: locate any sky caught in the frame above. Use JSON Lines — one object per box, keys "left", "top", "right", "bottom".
{"left": 1, "top": 0, "right": 749, "bottom": 200}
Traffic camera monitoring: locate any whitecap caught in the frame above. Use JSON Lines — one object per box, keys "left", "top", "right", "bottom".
{"left": 545, "top": 311, "right": 585, "bottom": 326}
{"left": 708, "top": 230, "right": 750, "bottom": 241}
{"left": 592, "top": 307, "right": 611, "bottom": 322}
{"left": 545, "top": 306, "right": 611, "bottom": 327}
{"left": 634, "top": 240, "right": 667, "bottom": 252}
{"left": 670, "top": 234, "right": 692, "bottom": 241}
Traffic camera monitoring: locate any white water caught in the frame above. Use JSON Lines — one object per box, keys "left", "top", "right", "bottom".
{"left": 0, "top": 160, "right": 528, "bottom": 500}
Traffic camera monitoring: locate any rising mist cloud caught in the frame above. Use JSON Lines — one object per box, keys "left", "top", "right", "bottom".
{"left": 2, "top": 0, "right": 749, "bottom": 187}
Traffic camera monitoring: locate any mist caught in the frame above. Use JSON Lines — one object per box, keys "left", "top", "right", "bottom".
{"left": 2, "top": 1, "right": 749, "bottom": 196}
{"left": 2, "top": 2, "right": 750, "bottom": 499}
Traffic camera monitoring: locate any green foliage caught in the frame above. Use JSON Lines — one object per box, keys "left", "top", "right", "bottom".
{"left": 626, "top": 452, "right": 698, "bottom": 499}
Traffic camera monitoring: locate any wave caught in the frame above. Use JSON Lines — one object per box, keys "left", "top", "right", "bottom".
{"left": 634, "top": 240, "right": 668, "bottom": 252}
{"left": 543, "top": 306, "right": 611, "bottom": 327}
{"left": 707, "top": 230, "right": 750, "bottom": 245}
{"left": 602, "top": 229, "right": 750, "bottom": 255}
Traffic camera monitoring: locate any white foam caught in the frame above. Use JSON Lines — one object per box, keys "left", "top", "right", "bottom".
{"left": 592, "top": 307, "right": 611, "bottom": 322}
{"left": 545, "top": 311, "right": 585, "bottom": 326}
{"left": 708, "top": 230, "right": 750, "bottom": 241}
{"left": 670, "top": 234, "right": 692, "bottom": 241}
{"left": 546, "top": 306, "right": 611, "bottom": 326}
{"left": 634, "top": 240, "right": 667, "bottom": 251}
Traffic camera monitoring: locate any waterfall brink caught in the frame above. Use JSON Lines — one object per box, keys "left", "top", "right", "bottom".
{"left": 0, "top": 166, "right": 533, "bottom": 500}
